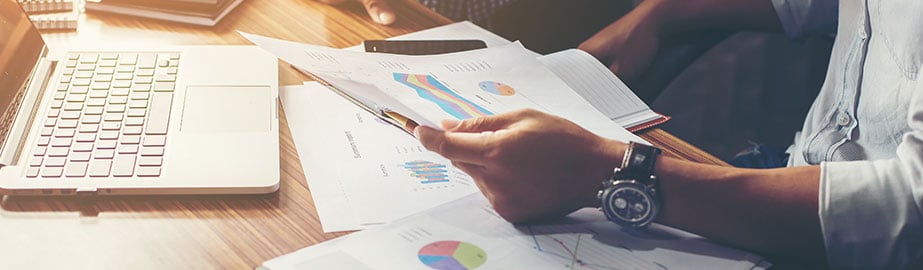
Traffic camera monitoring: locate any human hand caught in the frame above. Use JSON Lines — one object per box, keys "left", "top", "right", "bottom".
{"left": 578, "top": 2, "right": 665, "bottom": 83}
{"left": 415, "top": 109, "right": 626, "bottom": 223}
{"left": 314, "top": 0, "right": 396, "bottom": 25}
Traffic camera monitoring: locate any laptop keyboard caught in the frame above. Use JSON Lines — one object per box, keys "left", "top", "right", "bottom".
{"left": 26, "top": 52, "right": 179, "bottom": 179}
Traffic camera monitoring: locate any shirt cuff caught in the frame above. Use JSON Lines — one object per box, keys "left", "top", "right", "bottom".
{"left": 820, "top": 160, "right": 923, "bottom": 269}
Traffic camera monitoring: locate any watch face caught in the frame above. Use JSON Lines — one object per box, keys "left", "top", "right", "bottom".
{"left": 601, "top": 181, "right": 657, "bottom": 227}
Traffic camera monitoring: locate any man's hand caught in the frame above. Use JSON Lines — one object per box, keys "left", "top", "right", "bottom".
{"left": 415, "top": 109, "right": 626, "bottom": 223}
{"left": 314, "top": 0, "right": 396, "bottom": 25}
{"left": 578, "top": 1, "right": 666, "bottom": 83}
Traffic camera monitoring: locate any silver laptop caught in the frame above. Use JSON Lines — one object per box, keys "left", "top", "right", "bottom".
{"left": 0, "top": 2, "right": 279, "bottom": 195}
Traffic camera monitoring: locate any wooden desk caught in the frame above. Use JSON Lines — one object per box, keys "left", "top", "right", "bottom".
{"left": 1, "top": 1, "right": 726, "bottom": 268}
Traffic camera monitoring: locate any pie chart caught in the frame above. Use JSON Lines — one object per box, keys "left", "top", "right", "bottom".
{"left": 417, "top": 240, "right": 487, "bottom": 270}
{"left": 478, "top": 81, "right": 516, "bottom": 96}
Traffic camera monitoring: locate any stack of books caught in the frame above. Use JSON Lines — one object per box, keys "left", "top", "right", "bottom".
{"left": 18, "top": 0, "right": 78, "bottom": 30}
{"left": 84, "top": 0, "right": 244, "bottom": 27}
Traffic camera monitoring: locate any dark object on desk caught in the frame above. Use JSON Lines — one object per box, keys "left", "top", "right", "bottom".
{"left": 84, "top": 0, "right": 243, "bottom": 26}
{"left": 363, "top": 40, "right": 487, "bottom": 55}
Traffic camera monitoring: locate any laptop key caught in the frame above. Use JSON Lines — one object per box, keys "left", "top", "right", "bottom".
{"left": 73, "top": 143, "right": 93, "bottom": 152}
{"left": 65, "top": 162, "right": 89, "bottom": 177}
{"left": 54, "top": 129, "right": 75, "bottom": 138}
{"left": 112, "top": 155, "right": 136, "bottom": 177}
{"left": 146, "top": 93, "right": 172, "bottom": 135}
{"left": 94, "top": 149, "right": 115, "bottom": 159}
{"left": 42, "top": 167, "right": 63, "bottom": 177}
{"left": 76, "top": 133, "right": 96, "bottom": 143}
{"left": 138, "top": 157, "right": 162, "bottom": 166}
{"left": 119, "top": 53, "right": 137, "bottom": 65}
{"left": 51, "top": 138, "right": 72, "bottom": 147}
{"left": 136, "top": 166, "right": 160, "bottom": 177}
{"left": 140, "top": 147, "right": 164, "bottom": 156}
{"left": 70, "top": 152, "right": 91, "bottom": 162}
{"left": 82, "top": 115, "right": 102, "bottom": 124}
{"left": 48, "top": 147, "right": 69, "bottom": 157}
{"left": 121, "top": 135, "right": 141, "bottom": 144}
{"left": 86, "top": 107, "right": 104, "bottom": 115}
{"left": 118, "top": 145, "right": 139, "bottom": 154}
{"left": 96, "top": 139, "right": 116, "bottom": 149}
{"left": 153, "top": 82, "right": 174, "bottom": 92}
{"left": 88, "top": 160, "right": 112, "bottom": 177}
{"left": 33, "top": 146, "right": 47, "bottom": 156}
{"left": 101, "top": 122, "right": 121, "bottom": 130}
{"left": 30, "top": 157, "right": 43, "bottom": 167}
{"left": 26, "top": 167, "right": 40, "bottom": 178}
{"left": 142, "top": 135, "right": 166, "bottom": 147}
{"left": 48, "top": 146, "right": 70, "bottom": 158}
{"left": 99, "top": 131, "right": 119, "bottom": 140}
{"left": 103, "top": 113, "right": 123, "bottom": 122}
{"left": 70, "top": 86, "right": 89, "bottom": 94}
{"left": 45, "top": 157, "right": 66, "bottom": 167}
{"left": 61, "top": 111, "right": 81, "bottom": 119}
{"left": 36, "top": 136, "right": 51, "bottom": 146}
{"left": 123, "top": 126, "right": 142, "bottom": 135}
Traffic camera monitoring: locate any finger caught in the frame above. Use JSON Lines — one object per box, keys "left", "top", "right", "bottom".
{"left": 450, "top": 161, "right": 486, "bottom": 179}
{"left": 448, "top": 113, "right": 520, "bottom": 133}
{"left": 415, "top": 126, "right": 491, "bottom": 165}
{"left": 361, "top": 0, "right": 396, "bottom": 25}
{"left": 451, "top": 161, "right": 494, "bottom": 202}
{"left": 316, "top": 0, "right": 348, "bottom": 4}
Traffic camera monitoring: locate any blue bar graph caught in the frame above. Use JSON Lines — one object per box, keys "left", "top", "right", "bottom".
{"left": 403, "top": 160, "right": 450, "bottom": 184}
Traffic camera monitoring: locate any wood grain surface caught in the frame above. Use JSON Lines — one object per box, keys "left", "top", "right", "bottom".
{"left": 1, "top": 1, "right": 724, "bottom": 268}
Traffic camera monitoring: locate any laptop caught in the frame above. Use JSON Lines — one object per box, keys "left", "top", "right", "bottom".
{"left": 0, "top": 2, "right": 280, "bottom": 195}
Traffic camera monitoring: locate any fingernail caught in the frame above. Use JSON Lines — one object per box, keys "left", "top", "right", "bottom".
{"left": 378, "top": 13, "right": 395, "bottom": 25}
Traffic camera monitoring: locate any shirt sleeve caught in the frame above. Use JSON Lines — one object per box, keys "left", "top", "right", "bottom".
{"left": 771, "top": 0, "right": 839, "bottom": 40}
{"left": 819, "top": 81, "right": 923, "bottom": 268}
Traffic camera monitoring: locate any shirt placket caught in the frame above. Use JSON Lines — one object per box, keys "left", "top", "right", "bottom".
{"left": 826, "top": 0, "right": 870, "bottom": 161}
{"left": 803, "top": 0, "right": 870, "bottom": 164}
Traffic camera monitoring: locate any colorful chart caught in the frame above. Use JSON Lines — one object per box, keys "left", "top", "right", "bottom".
{"left": 393, "top": 73, "right": 493, "bottom": 119}
{"left": 403, "top": 160, "right": 450, "bottom": 184}
{"left": 418, "top": 241, "right": 487, "bottom": 270}
{"left": 478, "top": 81, "right": 516, "bottom": 96}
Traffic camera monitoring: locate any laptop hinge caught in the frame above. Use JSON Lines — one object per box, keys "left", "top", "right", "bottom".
{"left": 0, "top": 48, "right": 55, "bottom": 167}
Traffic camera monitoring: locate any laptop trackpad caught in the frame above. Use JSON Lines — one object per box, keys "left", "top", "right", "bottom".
{"left": 180, "top": 86, "right": 271, "bottom": 132}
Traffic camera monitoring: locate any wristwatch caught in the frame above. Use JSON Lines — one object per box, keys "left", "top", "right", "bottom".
{"left": 597, "top": 141, "right": 662, "bottom": 228}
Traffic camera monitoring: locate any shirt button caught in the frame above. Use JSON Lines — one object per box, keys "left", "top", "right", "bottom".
{"left": 836, "top": 112, "right": 852, "bottom": 127}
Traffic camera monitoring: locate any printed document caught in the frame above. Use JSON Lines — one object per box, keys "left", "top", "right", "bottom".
{"left": 262, "top": 193, "right": 771, "bottom": 270}
{"left": 241, "top": 32, "right": 644, "bottom": 145}
{"left": 281, "top": 83, "right": 478, "bottom": 232}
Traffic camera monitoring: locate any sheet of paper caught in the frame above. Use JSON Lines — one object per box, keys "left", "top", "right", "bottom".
{"left": 243, "top": 32, "right": 645, "bottom": 145}
{"left": 263, "top": 193, "right": 772, "bottom": 270}
{"left": 281, "top": 83, "right": 478, "bottom": 232}
{"left": 538, "top": 49, "right": 662, "bottom": 128}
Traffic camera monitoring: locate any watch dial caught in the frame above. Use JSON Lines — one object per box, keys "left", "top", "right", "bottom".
{"left": 603, "top": 181, "right": 657, "bottom": 227}
{"left": 607, "top": 185, "right": 653, "bottom": 224}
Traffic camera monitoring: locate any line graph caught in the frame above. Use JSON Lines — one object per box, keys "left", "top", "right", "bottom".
{"left": 526, "top": 225, "right": 666, "bottom": 270}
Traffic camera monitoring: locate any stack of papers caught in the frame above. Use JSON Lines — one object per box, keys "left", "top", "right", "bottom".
{"left": 258, "top": 21, "right": 767, "bottom": 269}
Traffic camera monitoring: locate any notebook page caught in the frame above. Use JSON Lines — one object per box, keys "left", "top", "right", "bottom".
{"left": 538, "top": 49, "right": 656, "bottom": 125}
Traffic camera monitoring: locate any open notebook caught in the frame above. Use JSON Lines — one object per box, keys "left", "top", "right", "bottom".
{"left": 538, "top": 49, "right": 669, "bottom": 132}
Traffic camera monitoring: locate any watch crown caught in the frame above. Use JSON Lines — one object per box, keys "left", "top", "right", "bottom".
{"left": 596, "top": 190, "right": 604, "bottom": 199}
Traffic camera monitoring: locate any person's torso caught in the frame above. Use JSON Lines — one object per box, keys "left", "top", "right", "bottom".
{"left": 789, "top": 0, "right": 922, "bottom": 166}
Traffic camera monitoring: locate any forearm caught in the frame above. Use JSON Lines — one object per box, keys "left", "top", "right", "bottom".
{"left": 654, "top": 156, "right": 825, "bottom": 265}
{"left": 640, "top": 0, "right": 783, "bottom": 37}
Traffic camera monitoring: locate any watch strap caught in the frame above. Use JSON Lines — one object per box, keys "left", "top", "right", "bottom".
{"left": 618, "top": 142, "right": 661, "bottom": 184}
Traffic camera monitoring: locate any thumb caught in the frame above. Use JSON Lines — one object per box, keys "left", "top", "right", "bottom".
{"left": 361, "top": 0, "right": 396, "bottom": 25}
